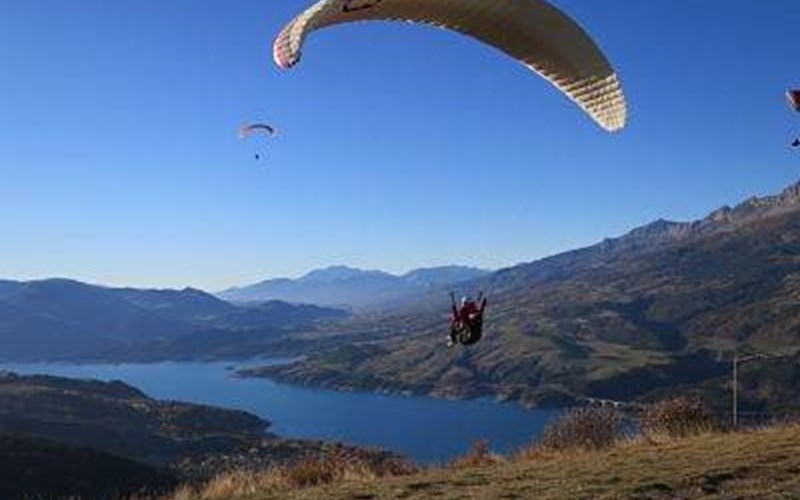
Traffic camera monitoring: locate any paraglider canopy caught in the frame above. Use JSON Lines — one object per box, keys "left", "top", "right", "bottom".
{"left": 273, "top": 0, "right": 627, "bottom": 132}
{"left": 239, "top": 123, "right": 277, "bottom": 139}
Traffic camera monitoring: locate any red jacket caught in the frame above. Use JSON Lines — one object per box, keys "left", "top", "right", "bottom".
{"left": 457, "top": 301, "right": 480, "bottom": 323}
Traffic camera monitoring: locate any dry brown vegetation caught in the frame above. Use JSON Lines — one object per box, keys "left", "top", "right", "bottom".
{"left": 640, "top": 396, "right": 716, "bottom": 439}
{"left": 162, "top": 450, "right": 418, "bottom": 500}
{"left": 448, "top": 439, "right": 504, "bottom": 469}
{"left": 536, "top": 406, "right": 627, "bottom": 452}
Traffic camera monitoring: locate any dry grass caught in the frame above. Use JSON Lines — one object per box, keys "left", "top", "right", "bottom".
{"left": 640, "top": 396, "right": 717, "bottom": 440}
{"left": 448, "top": 440, "right": 504, "bottom": 469}
{"left": 194, "top": 469, "right": 288, "bottom": 499}
{"left": 163, "top": 451, "right": 418, "bottom": 500}
{"left": 536, "top": 406, "right": 626, "bottom": 452}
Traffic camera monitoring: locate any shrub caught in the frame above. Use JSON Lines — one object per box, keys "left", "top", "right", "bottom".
{"left": 284, "top": 457, "right": 339, "bottom": 488}
{"left": 639, "top": 396, "right": 715, "bottom": 439}
{"left": 196, "top": 470, "right": 280, "bottom": 498}
{"left": 450, "top": 439, "right": 503, "bottom": 469}
{"left": 538, "top": 407, "right": 626, "bottom": 452}
{"left": 284, "top": 451, "right": 417, "bottom": 488}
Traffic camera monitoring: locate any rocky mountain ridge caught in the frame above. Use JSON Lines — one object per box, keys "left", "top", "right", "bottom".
{"left": 606, "top": 181, "right": 800, "bottom": 251}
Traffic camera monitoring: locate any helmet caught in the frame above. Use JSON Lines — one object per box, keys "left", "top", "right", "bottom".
{"left": 461, "top": 296, "right": 471, "bottom": 306}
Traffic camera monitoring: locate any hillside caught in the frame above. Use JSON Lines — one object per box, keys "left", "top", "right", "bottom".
{"left": 0, "top": 433, "right": 177, "bottom": 500}
{"left": 178, "top": 423, "right": 800, "bottom": 500}
{"left": 218, "top": 265, "right": 490, "bottom": 309}
{"left": 245, "top": 181, "right": 800, "bottom": 409}
{"left": 0, "top": 372, "right": 395, "bottom": 480}
{"left": 0, "top": 279, "right": 348, "bottom": 361}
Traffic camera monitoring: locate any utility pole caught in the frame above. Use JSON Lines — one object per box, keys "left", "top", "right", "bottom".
{"left": 732, "top": 354, "right": 738, "bottom": 428}
{"left": 731, "top": 353, "right": 769, "bottom": 428}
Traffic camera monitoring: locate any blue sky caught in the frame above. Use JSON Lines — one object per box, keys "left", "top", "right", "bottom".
{"left": 1, "top": 0, "right": 798, "bottom": 290}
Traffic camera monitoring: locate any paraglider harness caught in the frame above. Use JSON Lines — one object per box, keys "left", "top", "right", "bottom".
{"left": 449, "top": 291, "right": 487, "bottom": 346}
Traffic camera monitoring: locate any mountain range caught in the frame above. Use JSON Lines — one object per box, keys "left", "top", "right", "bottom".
{"left": 6, "top": 181, "right": 800, "bottom": 411}
{"left": 0, "top": 279, "right": 347, "bottom": 361}
{"left": 217, "top": 265, "right": 490, "bottom": 309}
{"left": 246, "top": 181, "right": 800, "bottom": 410}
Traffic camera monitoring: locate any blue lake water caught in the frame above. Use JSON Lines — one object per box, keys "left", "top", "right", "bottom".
{"left": 0, "top": 361, "right": 558, "bottom": 464}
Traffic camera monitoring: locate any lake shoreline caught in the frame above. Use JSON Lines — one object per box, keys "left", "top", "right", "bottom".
{"left": 238, "top": 358, "right": 580, "bottom": 410}
{"left": 0, "top": 360, "right": 560, "bottom": 464}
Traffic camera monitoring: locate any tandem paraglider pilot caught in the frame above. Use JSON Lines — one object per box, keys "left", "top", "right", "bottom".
{"left": 449, "top": 292, "right": 488, "bottom": 347}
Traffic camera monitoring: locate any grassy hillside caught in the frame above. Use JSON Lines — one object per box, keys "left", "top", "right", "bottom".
{"left": 174, "top": 423, "right": 800, "bottom": 500}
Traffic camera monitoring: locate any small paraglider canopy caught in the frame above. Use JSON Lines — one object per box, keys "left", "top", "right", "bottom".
{"left": 239, "top": 123, "right": 277, "bottom": 139}
{"left": 273, "top": 0, "right": 627, "bottom": 132}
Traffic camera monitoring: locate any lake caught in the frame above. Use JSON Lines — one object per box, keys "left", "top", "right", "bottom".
{"left": 0, "top": 361, "right": 558, "bottom": 464}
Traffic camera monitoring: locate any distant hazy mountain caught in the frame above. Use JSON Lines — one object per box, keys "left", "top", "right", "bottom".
{"left": 217, "top": 265, "right": 491, "bottom": 308}
{"left": 0, "top": 279, "right": 347, "bottom": 361}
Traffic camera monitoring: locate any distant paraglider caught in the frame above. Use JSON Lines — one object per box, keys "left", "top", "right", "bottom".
{"left": 239, "top": 123, "right": 277, "bottom": 160}
{"left": 239, "top": 123, "right": 277, "bottom": 138}
{"left": 273, "top": 0, "right": 627, "bottom": 132}
{"left": 448, "top": 291, "right": 488, "bottom": 347}
{"left": 788, "top": 90, "right": 800, "bottom": 148}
